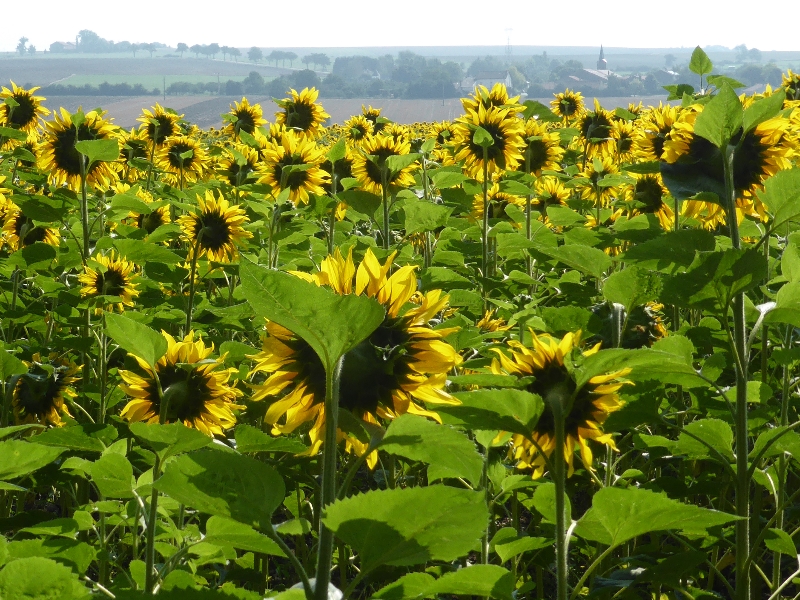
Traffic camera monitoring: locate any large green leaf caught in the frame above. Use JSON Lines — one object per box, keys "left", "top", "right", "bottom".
{"left": 438, "top": 389, "right": 543, "bottom": 439}
{"left": 0, "top": 440, "right": 64, "bottom": 481}
{"left": 90, "top": 453, "right": 135, "bottom": 499}
{"left": 403, "top": 200, "right": 452, "bottom": 235}
{"left": 758, "top": 167, "right": 800, "bottom": 232}
{"left": 602, "top": 266, "right": 661, "bottom": 312}
{"left": 0, "top": 557, "right": 89, "bottom": 600}
{"left": 379, "top": 414, "right": 483, "bottom": 484}
{"left": 129, "top": 422, "right": 211, "bottom": 462}
{"left": 688, "top": 46, "right": 713, "bottom": 76}
{"left": 693, "top": 84, "right": 742, "bottom": 148}
{"left": 75, "top": 139, "right": 119, "bottom": 164}
{"left": 35, "top": 424, "right": 116, "bottom": 453}
{"left": 574, "top": 487, "right": 738, "bottom": 547}
{"left": 233, "top": 425, "right": 307, "bottom": 454}
{"left": 322, "top": 486, "right": 487, "bottom": 573}
{"left": 239, "top": 259, "right": 385, "bottom": 372}
{"left": 0, "top": 350, "right": 27, "bottom": 383}
{"left": 155, "top": 449, "right": 285, "bottom": 532}
{"left": 743, "top": 89, "right": 786, "bottom": 133}
{"left": 675, "top": 418, "right": 734, "bottom": 462}
{"left": 203, "top": 516, "right": 285, "bottom": 556}
{"left": 104, "top": 313, "right": 167, "bottom": 370}
{"left": 6, "top": 539, "right": 96, "bottom": 574}
{"left": 620, "top": 229, "right": 715, "bottom": 274}
{"left": 425, "top": 565, "right": 514, "bottom": 600}
{"left": 540, "top": 244, "right": 612, "bottom": 279}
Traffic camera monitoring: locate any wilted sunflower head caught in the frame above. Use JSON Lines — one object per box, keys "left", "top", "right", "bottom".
{"left": 154, "top": 135, "right": 208, "bottom": 186}
{"left": 521, "top": 119, "right": 564, "bottom": 175}
{"left": 491, "top": 331, "right": 630, "bottom": 477}
{"left": 178, "top": 190, "right": 252, "bottom": 263}
{"left": 217, "top": 143, "right": 260, "bottom": 187}
{"left": 78, "top": 251, "right": 140, "bottom": 312}
{"left": 138, "top": 104, "right": 182, "bottom": 146}
{"left": 0, "top": 81, "right": 50, "bottom": 134}
{"left": 39, "top": 107, "right": 120, "bottom": 191}
{"left": 453, "top": 104, "right": 525, "bottom": 180}
{"left": 249, "top": 248, "right": 461, "bottom": 467}
{"left": 462, "top": 83, "right": 522, "bottom": 113}
{"left": 224, "top": 98, "right": 267, "bottom": 137}
{"left": 13, "top": 353, "right": 80, "bottom": 427}
{"left": 550, "top": 89, "right": 584, "bottom": 121}
{"left": 275, "top": 88, "right": 330, "bottom": 140}
{"left": 120, "top": 331, "right": 243, "bottom": 436}
{"left": 258, "top": 130, "right": 329, "bottom": 203}
{"left": 1, "top": 200, "right": 60, "bottom": 251}
{"left": 351, "top": 133, "right": 417, "bottom": 195}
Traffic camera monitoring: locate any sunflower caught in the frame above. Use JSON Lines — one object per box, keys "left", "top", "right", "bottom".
{"left": 472, "top": 182, "right": 527, "bottom": 224}
{"left": 576, "top": 156, "right": 620, "bottom": 207}
{"left": 534, "top": 176, "right": 570, "bottom": 223}
{"left": 0, "top": 81, "right": 50, "bottom": 134}
{"left": 380, "top": 123, "right": 411, "bottom": 145}
{"left": 178, "top": 190, "right": 252, "bottom": 263}
{"left": 781, "top": 69, "right": 800, "bottom": 103}
{"left": 78, "top": 251, "right": 140, "bottom": 312}
{"left": 577, "top": 99, "right": 615, "bottom": 159}
{"left": 476, "top": 309, "right": 511, "bottom": 332}
{"left": 462, "top": 83, "right": 522, "bottom": 113}
{"left": 258, "top": 130, "right": 329, "bottom": 203}
{"left": 111, "top": 183, "right": 171, "bottom": 234}
{"left": 275, "top": 88, "right": 329, "bottom": 140}
{"left": 588, "top": 302, "right": 668, "bottom": 350}
{"left": 120, "top": 331, "right": 242, "bottom": 436}
{"left": 351, "top": 133, "right": 417, "bottom": 195}
{"left": 610, "top": 119, "right": 636, "bottom": 163}
{"left": 634, "top": 103, "right": 680, "bottom": 161}
{"left": 154, "top": 135, "right": 208, "bottom": 186}
{"left": 491, "top": 331, "right": 629, "bottom": 477}
{"left": 663, "top": 106, "right": 795, "bottom": 199}
{"left": 119, "top": 128, "right": 150, "bottom": 181}
{"left": 217, "top": 143, "right": 260, "bottom": 187}
{"left": 249, "top": 248, "right": 461, "bottom": 467}
{"left": 137, "top": 104, "right": 182, "bottom": 147}
{"left": 222, "top": 97, "right": 267, "bottom": 137}
{"left": 38, "top": 107, "right": 120, "bottom": 191}
{"left": 2, "top": 201, "right": 60, "bottom": 251}
{"left": 624, "top": 173, "right": 674, "bottom": 230}
{"left": 550, "top": 89, "right": 584, "bottom": 121}
{"left": 520, "top": 119, "right": 564, "bottom": 175}
{"left": 344, "top": 114, "right": 374, "bottom": 144}
{"left": 453, "top": 104, "right": 525, "bottom": 180}
{"left": 362, "top": 105, "right": 387, "bottom": 134}
{"left": 13, "top": 353, "right": 80, "bottom": 427}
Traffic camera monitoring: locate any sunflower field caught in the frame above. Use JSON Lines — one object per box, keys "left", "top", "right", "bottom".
{"left": 2, "top": 45, "right": 800, "bottom": 600}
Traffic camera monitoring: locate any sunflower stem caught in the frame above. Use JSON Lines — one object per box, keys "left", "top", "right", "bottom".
{"left": 98, "top": 313, "right": 107, "bottom": 424}
{"left": 723, "top": 142, "right": 751, "bottom": 600}
{"left": 144, "top": 456, "right": 161, "bottom": 594}
{"left": 480, "top": 446, "right": 490, "bottom": 566}
{"left": 551, "top": 393, "right": 569, "bottom": 600}
{"left": 184, "top": 233, "right": 203, "bottom": 334}
{"left": 314, "top": 356, "right": 343, "bottom": 600}
{"left": 481, "top": 149, "right": 489, "bottom": 309}
{"left": 381, "top": 165, "right": 390, "bottom": 251}
{"left": 145, "top": 126, "right": 158, "bottom": 193}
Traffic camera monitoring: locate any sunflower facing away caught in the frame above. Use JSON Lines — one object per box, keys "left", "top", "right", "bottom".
{"left": 120, "top": 331, "right": 242, "bottom": 436}
{"left": 178, "top": 190, "right": 252, "bottom": 263}
{"left": 78, "top": 251, "right": 140, "bottom": 312}
{"left": 0, "top": 81, "right": 50, "bottom": 134}
{"left": 249, "top": 248, "right": 462, "bottom": 467}
{"left": 453, "top": 104, "right": 525, "bottom": 180}
{"left": 351, "top": 133, "right": 417, "bottom": 195}
{"left": 491, "top": 331, "right": 629, "bottom": 478}
{"left": 2, "top": 200, "right": 61, "bottom": 251}
{"left": 275, "top": 88, "right": 330, "bottom": 140}
{"left": 39, "top": 107, "right": 120, "bottom": 191}
{"left": 154, "top": 135, "right": 208, "bottom": 186}
{"left": 13, "top": 353, "right": 80, "bottom": 427}
{"left": 258, "top": 130, "right": 329, "bottom": 203}
{"left": 137, "top": 104, "right": 182, "bottom": 147}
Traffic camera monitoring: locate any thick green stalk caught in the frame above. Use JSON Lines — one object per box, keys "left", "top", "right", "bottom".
{"left": 144, "top": 457, "right": 161, "bottom": 593}
{"left": 314, "top": 357, "right": 343, "bottom": 600}
{"left": 724, "top": 144, "right": 750, "bottom": 600}
{"left": 480, "top": 448, "right": 490, "bottom": 565}
{"left": 381, "top": 166, "right": 390, "bottom": 251}
{"left": 552, "top": 396, "right": 568, "bottom": 600}
{"left": 772, "top": 326, "right": 793, "bottom": 589}
{"left": 184, "top": 234, "right": 203, "bottom": 334}
{"left": 481, "top": 151, "right": 489, "bottom": 308}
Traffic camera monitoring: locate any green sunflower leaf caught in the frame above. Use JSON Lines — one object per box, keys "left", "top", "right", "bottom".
{"left": 129, "top": 422, "right": 212, "bottom": 462}
{"left": 155, "top": 449, "right": 285, "bottom": 532}
{"left": 203, "top": 516, "right": 285, "bottom": 557}
{"left": 602, "top": 266, "right": 662, "bottom": 313}
{"left": 321, "top": 485, "right": 487, "bottom": 574}
{"left": 757, "top": 167, "right": 800, "bottom": 232}
{"left": 438, "top": 389, "right": 543, "bottom": 439}
{"left": 379, "top": 414, "right": 483, "bottom": 484}
{"left": 90, "top": 453, "right": 135, "bottom": 499}
{"left": 425, "top": 565, "right": 515, "bottom": 600}
{"left": 574, "top": 487, "right": 739, "bottom": 548}
{"left": 327, "top": 137, "right": 347, "bottom": 163}
{"left": 0, "top": 557, "right": 89, "bottom": 600}
{"left": 239, "top": 258, "right": 385, "bottom": 372}
{"left": 693, "top": 83, "right": 742, "bottom": 149}
{"left": 0, "top": 350, "right": 27, "bottom": 383}
{"left": 0, "top": 126, "right": 28, "bottom": 142}
{"left": 75, "top": 139, "right": 120, "bottom": 164}
{"left": 473, "top": 126, "right": 494, "bottom": 148}
{"left": 403, "top": 200, "right": 452, "bottom": 235}
{"left": 688, "top": 46, "right": 713, "bottom": 76}
{"left": 104, "top": 312, "right": 168, "bottom": 370}
{"left": 0, "top": 440, "right": 64, "bottom": 481}
{"left": 743, "top": 89, "right": 786, "bottom": 133}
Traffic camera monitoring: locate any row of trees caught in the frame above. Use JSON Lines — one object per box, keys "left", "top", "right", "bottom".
{"left": 15, "top": 37, "right": 36, "bottom": 55}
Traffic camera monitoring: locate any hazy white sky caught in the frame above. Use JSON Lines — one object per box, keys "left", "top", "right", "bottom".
{"left": 1, "top": 0, "right": 795, "bottom": 53}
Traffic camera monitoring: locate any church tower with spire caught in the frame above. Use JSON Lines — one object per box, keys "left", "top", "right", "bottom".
{"left": 597, "top": 45, "right": 607, "bottom": 71}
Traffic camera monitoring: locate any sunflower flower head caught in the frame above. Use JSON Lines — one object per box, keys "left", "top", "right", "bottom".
{"left": 491, "top": 331, "right": 630, "bottom": 478}
{"left": 154, "top": 135, "right": 208, "bottom": 186}
{"left": 120, "top": 331, "right": 242, "bottom": 436}
{"left": 550, "top": 89, "right": 584, "bottom": 121}
{"left": 223, "top": 98, "right": 267, "bottom": 137}
{"left": 258, "top": 130, "right": 329, "bottom": 203}
{"left": 13, "top": 353, "right": 80, "bottom": 427}
{"left": 351, "top": 133, "right": 417, "bottom": 195}
{"left": 275, "top": 88, "right": 329, "bottom": 140}
{"left": 78, "top": 251, "right": 140, "bottom": 312}
{"left": 249, "top": 248, "right": 461, "bottom": 468}
{"left": 2, "top": 200, "right": 60, "bottom": 251}
{"left": 521, "top": 119, "right": 564, "bottom": 175}
{"left": 137, "top": 104, "right": 182, "bottom": 147}
{"left": 0, "top": 81, "right": 50, "bottom": 134}
{"left": 178, "top": 190, "right": 253, "bottom": 262}
{"left": 453, "top": 103, "right": 525, "bottom": 180}
{"left": 462, "top": 83, "right": 522, "bottom": 114}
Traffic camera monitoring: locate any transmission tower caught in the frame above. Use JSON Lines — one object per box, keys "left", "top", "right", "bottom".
{"left": 505, "top": 29, "right": 512, "bottom": 59}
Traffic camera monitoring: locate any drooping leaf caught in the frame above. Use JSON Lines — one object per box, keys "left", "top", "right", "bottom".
{"left": 104, "top": 313, "right": 167, "bottom": 369}
{"left": 321, "top": 486, "right": 487, "bottom": 574}
{"left": 379, "top": 414, "right": 483, "bottom": 484}
{"left": 155, "top": 449, "right": 285, "bottom": 532}
{"left": 240, "top": 259, "right": 385, "bottom": 372}
{"left": 129, "top": 422, "right": 211, "bottom": 462}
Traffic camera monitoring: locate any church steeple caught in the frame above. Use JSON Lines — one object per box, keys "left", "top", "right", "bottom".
{"left": 597, "top": 45, "right": 607, "bottom": 71}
